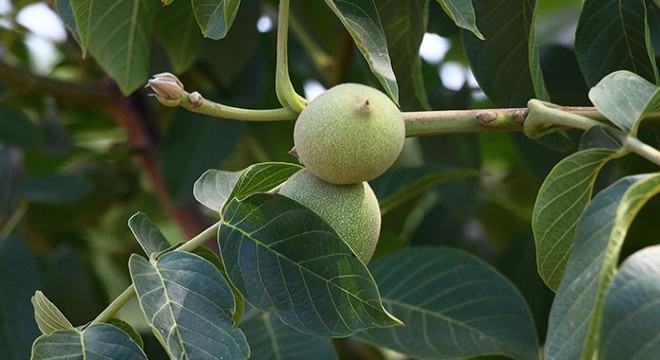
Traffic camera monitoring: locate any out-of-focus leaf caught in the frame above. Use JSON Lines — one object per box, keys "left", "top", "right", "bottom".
{"left": 434, "top": 0, "right": 483, "bottom": 39}
{"left": 0, "top": 106, "right": 40, "bottom": 151}
{"left": 193, "top": 162, "right": 301, "bottom": 212}
{"left": 54, "top": 0, "right": 80, "bottom": 44}
{"left": 155, "top": 0, "right": 202, "bottom": 73}
{"left": 575, "top": 0, "right": 658, "bottom": 87}
{"left": 22, "top": 174, "right": 91, "bottom": 204}
{"left": 355, "top": 247, "right": 540, "bottom": 360}
{"left": 589, "top": 70, "right": 660, "bottom": 136}
{"left": 31, "top": 323, "right": 146, "bottom": 359}
{"left": 127, "top": 212, "right": 171, "bottom": 257}
{"left": 598, "top": 245, "right": 660, "bottom": 359}
{"left": 192, "top": 0, "right": 242, "bottom": 40}
{"left": 242, "top": 311, "right": 338, "bottom": 360}
{"left": 31, "top": 291, "right": 73, "bottom": 335}
{"left": 219, "top": 193, "right": 402, "bottom": 337}
{"left": 69, "top": 0, "right": 160, "bottom": 94}
{"left": 129, "top": 252, "right": 249, "bottom": 359}
{"left": 462, "top": 0, "right": 537, "bottom": 107}
{"left": 540, "top": 45, "right": 590, "bottom": 106}
{"left": 323, "top": 0, "right": 399, "bottom": 103}
{"left": 545, "top": 173, "right": 660, "bottom": 360}
{"left": 0, "top": 147, "right": 24, "bottom": 217}
{"left": 532, "top": 147, "right": 624, "bottom": 291}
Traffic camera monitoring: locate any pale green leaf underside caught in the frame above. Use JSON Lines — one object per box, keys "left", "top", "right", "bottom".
{"left": 532, "top": 148, "right": 621, "bottom": 291}
{"left": 241, "top": 312, "right": 338, "bottom": 360}
{"left": 324, "top": 0, "right": 399, "bottom": 104}
{"left": 128, "top": 212, "right": 171, "bottom": 257}
{"left": 545, "top": 173, "right": 660, "bottom": 360}
{"left": 599, "top": 245, "right": 660, "bottom": 359}
{"left": 192, "top": 0, "right": 242, "bottom": 40}
{"left": 589, "top": 70, "right": 660, "bottom": 136}
{"left": 193, "top": 162, "right": 301, "bottom": 213}
{"left": 355, "top": 247, "right": 540, "bottom": 360}
{"left": 130, "top": 251, "right": 249, "bottom": 359}
{"left": 220, "top": 193, "right": 401, "bottom": 337}
{"left": 31, "top": 291, "right": 73, "bottom": 336}
{"left": 31, "top": 323, "right": 146, "bottom": 359}
{"left": 435, "top": 0, "right": 484, "bottom": 39}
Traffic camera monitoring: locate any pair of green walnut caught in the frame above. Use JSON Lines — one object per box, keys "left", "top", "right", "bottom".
{"left": 280, "top": 84, "right": 405, "bottom": 264}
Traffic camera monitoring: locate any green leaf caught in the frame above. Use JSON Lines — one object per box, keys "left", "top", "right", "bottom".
{"left": 598, "top": 245, "right": 660, "bottom": 359}
{"left": 575, "top": 0, "right": 659, "bottom": 87}
{"left": 378, "top": 0, "right": 431, "bottom": 111}
{"left": 355, "top": 247, "right": 540, "bottom": 360}
{"left": 589, "top": 70, "right": 660, "bottom": 136}
{"left": 31, "top": 323, "right": 146, "bottom": 359}
{"left": 129, "top": 251, "right": 249, "bottom": 359}
{"left": 527, "top": 0, "right": 551, "bottom": 101}
{"left": 69, "top": 0, "right": 160, "bottom": 94}
{"left": 462, "top": 0, "right": 537, "bottom": 107}
{"left": 0, "top": 105, "right": 40, "bottom": 151}
{"left": 241, "top": 311, "right": 338, "bottom": 360}
{"left": 434, "top": 0, "right": 484, "bottom": 39}
{"left": 219, "top": 193, "right": 402, "bottom": 337}
{"left": 105, "top": 318, "right": 144, "bottom": 349}
{"left": 128, "top": 212, "right": 171, "bottom": 257}
{"left": 545, "top": 173, "right": 660, "bottom": 360}
{"left": 31, "top": 291, "right": 73, "bottom": 335}
{"left": 193, "top": 162, "right": 301, "bottom": 212}
{"left": 54, "top": 0, "right": 80, "bottom": 45}
{"left": 532, "top": 147, "right": 624, "bottom": 291}
{"left": 22, "top": 174, "right": 92, "bottom": 204}
{"left": 155, "top": 0, "right": 202, "bottom": 73}
{"left": 369, "top": 166, "right": 477, "bottom": 215}
{"left": 323, "top": 0, "right": 399, "bottom": 103}
{"left": 192, "top": 0, "right": 242, "bottom": 40}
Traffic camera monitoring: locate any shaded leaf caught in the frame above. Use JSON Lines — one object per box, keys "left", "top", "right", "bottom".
{"left": 545, "top": 173, "right": 660, "bottom": 360}
{"left": 22, "top": 174, "right": 91, "bottom": 204}
{"left": 532, "top": 147, "right": 624, "bottom": 291}
{"left": 128, "top": 212, "right": 171, "bottom": 257}
{"left": 355, "top": 247, "right": 540, "bottom": 360}
{"left": 192, "top": 0, "right": 242, "bottom": 40}
{"left": 435, "top": 0, "right": 483, "bottom": 39}
{"left": 589, "top": 70, "right": 660, "bottom": 136}
{"left": 0, "top": 106, "right": 40, "bottom": 151}
{"left": 193, "top": 162, "right": 301, "bottom": 212}
{"left": 242, "top": 311, "right": 338, "bottom": 360}
{"left": 575, "top": 0, "right": 658, "bottom": 87}
{"left": 31, "top": 323, "right": 146, "bottom": 359}
{"left": 598, "top": 245, "right": 660, "bottom": 359}
{"left": 31, "top": 291, "right": 73, "bottom": 335}
{"left": 54, "top": 0, "right": 80, "bottom": 44}
{"left": 219, "top": 193, "right": 401, "bottom": 337}
{"left": 323, "top": 0, "right": 399, "bottom": 103}
{"left": 579, "top": 125, "right": 625, "bottom": 151}
{"left": 129, "top": 252, "right": 249, "bottom": 359}
{"left": 527, "top": 0, "right": 550, "bottom": 101}
{"left": 105, "top": 318, "right": 144, "bottom": 349}
{"left": 155, "top": 0, "right": 202, "bottom": 73}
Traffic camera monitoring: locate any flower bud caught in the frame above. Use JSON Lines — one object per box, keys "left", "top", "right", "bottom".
{"left": 146, "top": 73, "right": 184, "bottom": 107}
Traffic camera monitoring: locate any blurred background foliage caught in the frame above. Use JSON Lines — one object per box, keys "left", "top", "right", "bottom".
{"left": 0, "top": 0, "right": 659, "bottom": 358}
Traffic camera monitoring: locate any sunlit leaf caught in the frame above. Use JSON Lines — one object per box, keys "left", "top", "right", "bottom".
{"left": 31, "top": 291, "right": 73, "bottom": 335}
{"left": 128, "top": 212, "right": 171, "bottom": 257}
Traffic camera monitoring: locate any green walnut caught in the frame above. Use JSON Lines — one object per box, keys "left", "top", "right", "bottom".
{"left": 293, "top": 83, "right": 405, "bottom": 185}
{"left": 279, "top": 169, "right": 381, "bottom": 264}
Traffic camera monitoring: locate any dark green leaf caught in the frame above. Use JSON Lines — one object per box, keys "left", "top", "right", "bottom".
{"left": 105, "top": 318, "right": 144, "bottom": 349}
{"left": 589, "top": 70, "right": 660, "bottom": 135}
{"left": 31, "top": 291, "right": 73, "bottom": 335}
{"left": 598, "top": 245, "right": 660, "bottom": 359}
{"left": 0, "top": 106, "right": 40, "bottom": 151}
{"left": 527, "top": 0, "right": 550, "bottom": 101}
{"left": 462, "top": 0, "right": 537, "bottom": 107}
{"left": 192, "top": 0, "right": 242, "bottom": 40}
{"left": 579, "top": 125, "right": 624, "bottom": 151}
{"left": 128, "top": 212, "right": 171, "bottom": 257}
{"left": 31, "top": 323, "right": 146, "bottom": 359}
{"left": 575, "top": 0, "right": 658, "bottom": 87}
{"left": 129, "top": 252, "right": 249, "bottom": 359}
{"left": 532, "top": 148, "right": 623, "bottom": 291}
{"left": 22, "top": 174, "right": 91, "bottom": 204}
{"left": 70, "top": 0, "right": 160, "bottom": 94}
{"left": 219, "top": 193, "right": 402, "bottom": 337}
{"left": 323, "top": 0, "right": 399, "bottom": 103}
{"left": 545, "top": 173, "right": 660, "bottom": 359}
{"left": 355, "top": 247, "right": 540, "bottom": 360}
{"left": 434, "top": 0, "right": 484, "bottom": 39}
{"left": 369, "top": 166, "right": 477, "bottom": 215}
{"left": 242, "top": 311, "right": 338, "bottom": 360}
{"left": 155, "top": 0, "right": 202, "bottom": 73}
{"left": 193, "top": 162, "right": 301, "bottom": 212}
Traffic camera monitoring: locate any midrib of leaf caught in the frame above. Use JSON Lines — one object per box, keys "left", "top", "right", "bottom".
{"left": 262, "top": 317, "right": 282, "bottom": 360}
{"left": 147, "top": 260, "right": 187, "bottom": 359}
{"left": 617, "top": 0, "right": 640, "bottom": 75}
{"left": 125, "top": 0, "right": 141, "bottom": 87}
{"left": 78, "top": 328, "right": 85, "bottom": 357}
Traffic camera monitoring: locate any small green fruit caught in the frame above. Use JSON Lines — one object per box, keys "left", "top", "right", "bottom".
{"left": 293, "top": 83, "right": 405, "bottom": 185}
{"left": 279, "top": 169, "right": 381, "bottom": 264}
